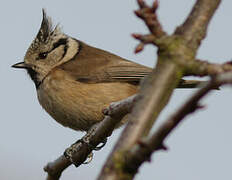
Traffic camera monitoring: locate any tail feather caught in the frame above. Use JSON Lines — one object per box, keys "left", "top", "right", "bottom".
{"left": 178, "top": 79, "right": 219, "bottom": 90}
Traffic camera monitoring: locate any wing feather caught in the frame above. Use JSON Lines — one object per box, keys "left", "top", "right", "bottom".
{"left": 59, "top": 41, "right": 208, "bottom": 88}
{"left": 59, "top": 41, "right": 152, "bottom": 83}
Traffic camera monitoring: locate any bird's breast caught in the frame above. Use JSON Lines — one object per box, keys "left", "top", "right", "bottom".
{"left": 37, "top": 69, "right": 137, "bottom": 131}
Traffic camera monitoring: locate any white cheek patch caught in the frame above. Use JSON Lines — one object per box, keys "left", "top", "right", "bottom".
{"left": 48, "top": 46, "right": 65, "bottom": 64}
{"left": 29, "top": 37, "right": 79, "bottom": 84}
{"left": 56, "top": 38, "right": 79, "bottom": 67}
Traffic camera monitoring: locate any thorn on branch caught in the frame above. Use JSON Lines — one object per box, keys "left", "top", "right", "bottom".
{"left": 136, "top": 139, "right": 168, "bottom": 163}
{"left": 196, "top": 104, "right": 206, "bottom": 110}
{"left": 134, "top": 10, "right": 143, "bottom": 18}
{"left": 137, "top": 0, "right": 148, "bottom": 9}
{"left": 132, "top": 33, "right": 157, "bottom": 53}
{"left": 137, "top": 139, "right": 168, "bottom": 152}
{"left": 151, "top": 0, "right": 159, "bottom": 13}
{"left": 158, "top": 144, "right": 168, "bottom": 151}
{"left": 132, "top": 33, "right": 143, "bottom": 39}
{"left": 132, "top": 33, "right": 156, "bottom": 43}
{"left": 135, "top": 43, "right": 144, "bottom": 53}
{"left": 135, "top": 0, "right": 164, "bottom": 36}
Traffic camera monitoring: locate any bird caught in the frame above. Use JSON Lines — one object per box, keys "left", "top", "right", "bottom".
{"left": 12, "top": 10, "right": 204, "bottom": 132}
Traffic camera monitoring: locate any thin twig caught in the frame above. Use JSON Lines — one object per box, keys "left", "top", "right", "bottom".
{"left": 135, "top": 0, "right": 165, "bottom": 37}
{"left": 98, "top": 60, "right": 183, "bottom": 180}
{"left": 133, "top": 0, "right": 166, "bottom": 53}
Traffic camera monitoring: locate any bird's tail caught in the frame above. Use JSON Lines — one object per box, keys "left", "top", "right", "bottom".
{"left": 178, "top": 79, "right": 219, "bottom": 89}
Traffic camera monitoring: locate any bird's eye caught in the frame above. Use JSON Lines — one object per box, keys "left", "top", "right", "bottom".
{"left": 38, "top": 52, "right": 48, "bottom": 59}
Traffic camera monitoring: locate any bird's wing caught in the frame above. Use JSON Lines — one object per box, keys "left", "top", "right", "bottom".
{"left": 59, "top": 41, "right": 207, "bottom": 88}
{"left": 59, "top": 41, "right": 152, "bottom": 83}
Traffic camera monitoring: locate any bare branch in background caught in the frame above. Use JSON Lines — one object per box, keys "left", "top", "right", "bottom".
{"left": 98, "top": 0, "right": 222, "bottom": 179}
{"left": 133, "top": 0, "right": 166, "bottom": 53}
{"left": 175, "top": 0, "right": 221, "bottom": 50}
{"left": 184, "top": 59, "right": 232, "bottom": 76}
{"left": 123, "top": 72, "right": 232, "bottom": 173}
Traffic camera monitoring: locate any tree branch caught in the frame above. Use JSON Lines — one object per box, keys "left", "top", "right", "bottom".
{"left": 123, "top": 72, "right": 232, "bottom": 174}
{"left": 97, "top": 0, "right": 222, "bottom": 179}
{"left": 98, "top": 71, "right": 232, "bottom": 178}
{"left": 133, "top": 0, "right": 166, "bottom": 53}
{"left": 184, "top": 59, "right": 232, "bottom": 76}
{"left": 98, "top": 64, "right": 182, "bottom": 180}
{"left": 44, "top": 95, "right": 139, "bottom": 180}
{"left": 123, "top": 71, "right": 232, "bottom": 174}
{"left": 44, "top": 1, "right": 226, "bottom": 179}
{"left": 135, "top": 0, "right": 166, "bottom": 37}
{"left": 175, "top": 0, "right": 221, "bottom": 50}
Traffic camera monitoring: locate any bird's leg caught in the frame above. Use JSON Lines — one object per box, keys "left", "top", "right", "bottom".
{"left": 63, "top": 136, "right": 107, "bottom": 165}
{"left": 64, "top": 139, "right": 94, "bottom": 165}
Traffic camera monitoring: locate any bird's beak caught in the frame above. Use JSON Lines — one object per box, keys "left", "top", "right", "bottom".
{"left": 11, "top": 62, "right": 30, "bottom": 69}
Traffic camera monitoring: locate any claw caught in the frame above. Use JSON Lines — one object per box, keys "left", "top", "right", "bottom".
{"left": 93, "top": 138, "right": 107, "bottom": 151}
{"left": 83, "top": 152, "right": 93, "bottom": 164}
{"left": 63, "top": 138, "right": 107, "bottom": 166}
